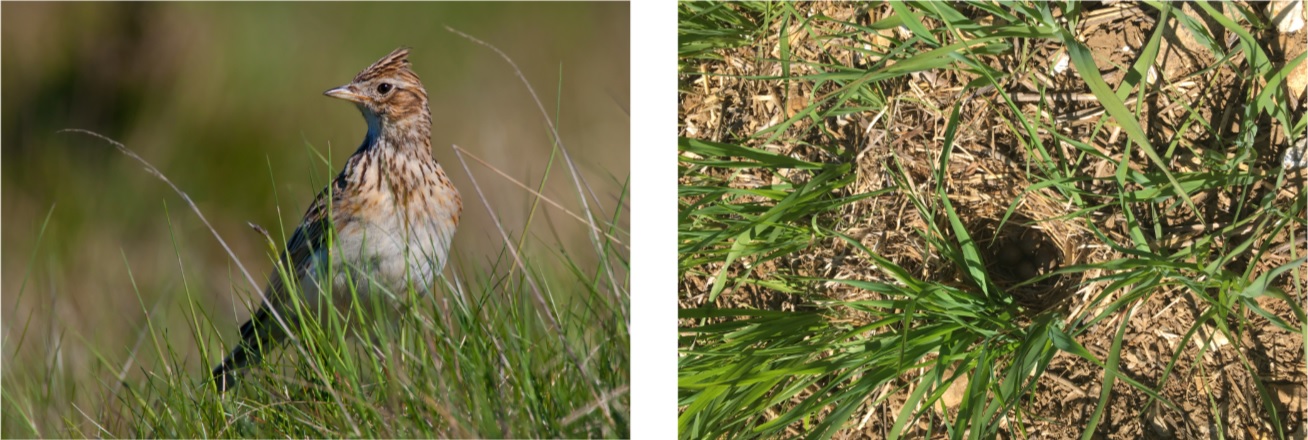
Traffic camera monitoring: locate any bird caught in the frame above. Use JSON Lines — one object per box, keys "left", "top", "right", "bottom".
{"left": 211, "top": 47, "right": 462, "bottom": 392}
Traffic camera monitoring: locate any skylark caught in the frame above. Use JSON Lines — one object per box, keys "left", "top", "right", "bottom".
{"left": 211, "top": 47, "right": 461, "bottom": 391}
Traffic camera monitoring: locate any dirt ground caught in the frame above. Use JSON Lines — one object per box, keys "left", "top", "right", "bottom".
{"left": 680, "top": 2, "right": 1305, "bottom": 438}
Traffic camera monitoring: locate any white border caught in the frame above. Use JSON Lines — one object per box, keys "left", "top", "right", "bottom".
{"left": 630, "top": 0, "right": 677, "bottom": 437}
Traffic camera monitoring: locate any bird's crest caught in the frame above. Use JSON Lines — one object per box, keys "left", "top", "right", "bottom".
{"left": 354, "top": 47, "right": 414, "bottom": 83}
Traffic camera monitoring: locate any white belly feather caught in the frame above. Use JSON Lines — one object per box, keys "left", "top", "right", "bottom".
{"left": 297, "top": 162, "right": 459, "bottom": 315}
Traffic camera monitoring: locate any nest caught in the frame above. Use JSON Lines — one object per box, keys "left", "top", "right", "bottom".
{"left": 948, "top": 187, "right": 1088, "bottom": 312}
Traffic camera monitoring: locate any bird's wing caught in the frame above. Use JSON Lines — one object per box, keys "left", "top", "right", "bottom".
{"left": 237, "top": 179, "right": 343, "bottom": 345}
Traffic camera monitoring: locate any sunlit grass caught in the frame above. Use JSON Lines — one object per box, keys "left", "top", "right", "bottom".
{"left": 678, "top": 1, "right": 1304, "bottom": 438}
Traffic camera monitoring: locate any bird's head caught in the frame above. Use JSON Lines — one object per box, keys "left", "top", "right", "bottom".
{"left": 325, "top": 47, "right": 431, "bottom": 134}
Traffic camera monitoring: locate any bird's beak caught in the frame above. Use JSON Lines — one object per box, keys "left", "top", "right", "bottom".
{"left": 324, "top": 84, "right": 366, "bottom": 103}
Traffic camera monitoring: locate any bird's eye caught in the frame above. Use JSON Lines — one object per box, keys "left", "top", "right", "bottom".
{"left": 377, "top": 83, "right": 393, "bottom": 94}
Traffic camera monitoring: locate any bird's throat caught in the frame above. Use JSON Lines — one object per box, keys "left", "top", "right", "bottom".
{"left": 360, "top": 108, "right": 383, "bottom": 149}
{"left": 357, "top": 107, "right": 432, "bottom": 158}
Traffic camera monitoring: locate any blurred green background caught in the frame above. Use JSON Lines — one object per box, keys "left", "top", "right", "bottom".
{"left": 1, "top": 1, "right": 628, "bottom": 426}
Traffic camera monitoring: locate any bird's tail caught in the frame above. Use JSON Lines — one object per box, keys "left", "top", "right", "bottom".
{"left": 211, "top": 344, "right": 256, "bottom": 392}
{"left": 211, "top": 306, "right": 284, "bottom": 392}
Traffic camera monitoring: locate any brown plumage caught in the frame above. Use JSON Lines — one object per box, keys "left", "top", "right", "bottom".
{"left": 212, "top": 47, "right": 461, "bottom": 392}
